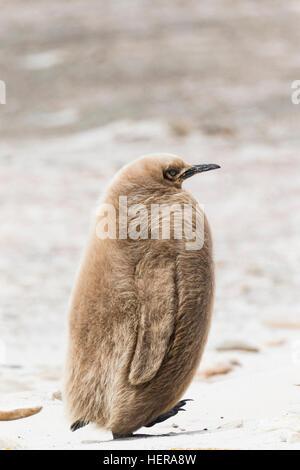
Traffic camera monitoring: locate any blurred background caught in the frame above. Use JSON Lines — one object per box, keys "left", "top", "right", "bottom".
{"left": 0, "top": 0, "right": 300, "bottom": 417}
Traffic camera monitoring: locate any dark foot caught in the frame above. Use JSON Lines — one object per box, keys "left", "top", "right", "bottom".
{"left": 71, "top": 420, "right": 89, "bottom": 432}
{"left": 145, "top": 399, "right": 193, "bottom": 427}
{"left": 112, "top": 432, "right": 134, "bottom": 439}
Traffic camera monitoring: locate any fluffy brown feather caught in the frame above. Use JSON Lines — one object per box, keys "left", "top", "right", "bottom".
{"left": 63, "top": 154, "right": 216, "bottom": 435}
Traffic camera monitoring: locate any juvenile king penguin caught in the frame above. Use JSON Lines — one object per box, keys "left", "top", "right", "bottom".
{"left": 64, "top": 154, "right": 220, "bottom": 438}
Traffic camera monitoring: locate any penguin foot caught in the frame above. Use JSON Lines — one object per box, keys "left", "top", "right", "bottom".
{"left": 70, "top": 420, "right": 89, "bottom": 432}
{"left": 112, "top": 432, "right": 134, "bottom": 439}
{"left": 145, "top": 399, "right": 193, "bottom": 427}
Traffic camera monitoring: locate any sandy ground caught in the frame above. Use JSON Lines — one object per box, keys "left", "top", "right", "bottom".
{"left": 0, "top": 121, "right": 300, "bottom": 449}
{"left": 0, "top": 0, "right": 300, "bottom": 450}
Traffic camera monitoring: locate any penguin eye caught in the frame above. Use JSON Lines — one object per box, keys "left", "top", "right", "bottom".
{"left": 165, "top": 168, "right": 179, "bottom": 179}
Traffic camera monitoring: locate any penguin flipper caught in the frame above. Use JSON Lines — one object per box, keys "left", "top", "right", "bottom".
{"left": 129, "top": 259, "right": 176, "bottom": 385}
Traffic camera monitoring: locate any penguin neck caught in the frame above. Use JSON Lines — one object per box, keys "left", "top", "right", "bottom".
{"left": 106, "top": 184, "right": 183, "bottom": 209}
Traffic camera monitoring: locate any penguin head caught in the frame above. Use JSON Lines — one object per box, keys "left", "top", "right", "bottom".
{"left": 118, "top": 154, "right": 220, "bottom": 191}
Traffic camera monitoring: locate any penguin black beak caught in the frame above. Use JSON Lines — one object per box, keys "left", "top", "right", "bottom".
{"left": 180, "top": 164, "right": 221, "bottom": 180}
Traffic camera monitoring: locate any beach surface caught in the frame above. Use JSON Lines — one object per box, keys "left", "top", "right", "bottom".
{"left": 0, "top": 0, "right": 300, "bottom": 450}
{"left": 1, "top": 121, "right": 300, "bottom": 449}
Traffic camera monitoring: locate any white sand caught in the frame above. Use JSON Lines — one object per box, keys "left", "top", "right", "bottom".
{"left": 1, "top": 363, "right": 299, "bottom": 450}
{"left": 1, "top": 120, "right": 300, "bottom": 449}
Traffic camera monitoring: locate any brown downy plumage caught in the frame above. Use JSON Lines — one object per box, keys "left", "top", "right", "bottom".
{"left": 63, "top": 154, "right": 220, "bottom": 437}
